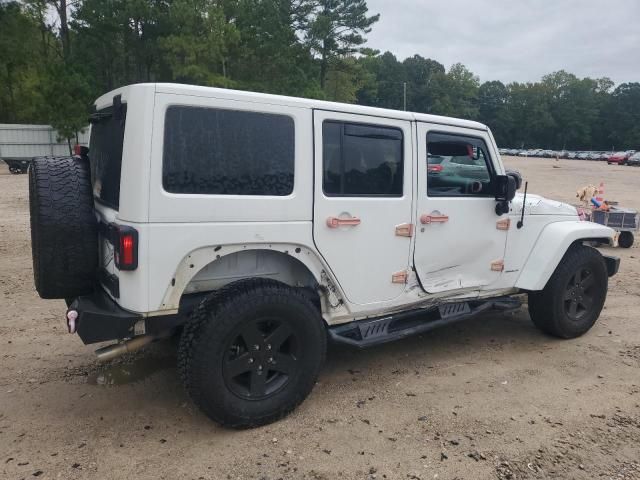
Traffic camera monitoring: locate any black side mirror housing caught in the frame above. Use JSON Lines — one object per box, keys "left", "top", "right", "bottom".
{"left": 495, "top": 175, "right": 517, "bottom": 202}
{"left": 505, "top": 169, "right": 522, "bottom": 190}
{"left": 494, "top": 174, "right": 517, "bottom": 216}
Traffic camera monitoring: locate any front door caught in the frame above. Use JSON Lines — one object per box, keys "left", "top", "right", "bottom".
{"left": 413, "top": 123, "right": 508, "bottom": 293}
{"left": 313, "top": 110, "right": 413, "bottom": 306}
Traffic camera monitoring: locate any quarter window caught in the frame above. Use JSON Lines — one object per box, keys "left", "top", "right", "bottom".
{"left": 426, "top": 133, "right": 495, "bottom": 197}
{"left": 163, "top": 106, "right": 295, "bottom": 195}
{"left": 323, "top": 121, "right": 403, "bottom": 196}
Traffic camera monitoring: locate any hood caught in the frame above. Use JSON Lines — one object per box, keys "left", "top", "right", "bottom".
{"left": 511, "top": 193, "right": 578, "bottom": 217}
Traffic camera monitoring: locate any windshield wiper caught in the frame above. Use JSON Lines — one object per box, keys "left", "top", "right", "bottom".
{"left": 88, "top": 111, "right": 112, "bottom": 124}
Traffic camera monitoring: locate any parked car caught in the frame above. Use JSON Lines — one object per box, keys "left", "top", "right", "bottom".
{"left": 577, "top": 152, "right": 590, "bottom": 160}
{"left": 607, "top": 152, "right": 629, "bottom": 165}
{"left": 27, "top": 83, "right": 619, "bottom": 428}
{"left": 427, "top": 153, "right": 491, "bottom": 184}
{"left": 627, "top": 152, "right": 640, "bottom": 166}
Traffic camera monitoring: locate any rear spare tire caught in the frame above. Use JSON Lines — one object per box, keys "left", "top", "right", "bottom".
{"left": 29, "top": 156, "right": 98, "bottom": 299}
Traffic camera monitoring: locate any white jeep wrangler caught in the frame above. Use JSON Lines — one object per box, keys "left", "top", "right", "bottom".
{"left": 28, "top": 83, "right": 619, "bottom": 428}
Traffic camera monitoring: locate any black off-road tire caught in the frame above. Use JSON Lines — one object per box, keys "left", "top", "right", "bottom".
{"left": 29, "top": 156, "right": 98, "bottom": 299}
{"left": 178, "top": 279, "right": 326, "bottom": 428}
{"left": 528, "top": 244, "right": 608, "bottom": 339}
{"left": 618, "top": 231, "right": 634, "bottom": 249}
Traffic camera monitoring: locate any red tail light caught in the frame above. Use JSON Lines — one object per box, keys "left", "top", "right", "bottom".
{"left": 428, "top": 164, "right": 443, "bottom": 173}
{"left": 113, "top": 225, "right": 138, "bottom": 271}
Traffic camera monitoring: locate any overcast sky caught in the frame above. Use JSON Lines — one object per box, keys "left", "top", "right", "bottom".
{"left": 364, "top": 0, "right": 639, "bottom": 85}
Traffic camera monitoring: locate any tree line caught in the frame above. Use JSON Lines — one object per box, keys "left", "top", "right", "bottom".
{"left": 1, "top": 0, "right": 638, "bottom": 150}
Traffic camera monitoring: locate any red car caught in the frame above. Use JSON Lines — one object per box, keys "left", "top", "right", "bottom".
{"left": 607, "top": 152, "right": 629, "bottom": 165}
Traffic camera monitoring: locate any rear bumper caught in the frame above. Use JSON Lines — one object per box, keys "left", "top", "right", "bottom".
{"left": 67, "top": 289, "right": 203, "bottom": 345}
{"left": 603, "top": 255, "right": 620, "bottom": 277}
{"left": 68, "top": 290, "right": 141, "bottom": 344}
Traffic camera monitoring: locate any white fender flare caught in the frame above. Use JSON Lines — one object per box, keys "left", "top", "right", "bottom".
{"left": 515, "top": 221, "right": 615, "bottom": 291}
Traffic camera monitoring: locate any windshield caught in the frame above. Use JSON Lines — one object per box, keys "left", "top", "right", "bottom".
{"left": 88, "top": 104, "right": 127, "bottom": 209}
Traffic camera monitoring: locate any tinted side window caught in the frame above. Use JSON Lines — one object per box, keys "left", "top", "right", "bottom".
{"left": 163, "top": 106, "right": 294, "bottom": 195}
{"left": 323, "top": 121, "right": 403, "bottom": 196}
{"left": 426, "top": 133, "right": 494, "bottom": 197}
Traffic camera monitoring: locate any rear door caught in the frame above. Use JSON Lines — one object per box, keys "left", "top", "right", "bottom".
{"left": 413, "top": 123, "right": 508, "bottom": 293}
{"left": 312, "top": 110, "right": 414, "bottom": 306}
{"left": 88, "top": 101, "right": 128, "bottom": 289}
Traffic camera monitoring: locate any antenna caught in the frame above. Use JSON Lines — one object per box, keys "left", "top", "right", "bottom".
{"left": 517, "top": 181, "right": 528, "bottom": 229}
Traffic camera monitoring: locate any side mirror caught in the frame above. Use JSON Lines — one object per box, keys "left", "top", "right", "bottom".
{"left": 494, "top": 175, "right": 517, "bottom": 216}
{"left": 505, "top": 169, "right": 522, "bottom": 190}
{"left": 495, "top": 175, "right": 517, "bottom": 202}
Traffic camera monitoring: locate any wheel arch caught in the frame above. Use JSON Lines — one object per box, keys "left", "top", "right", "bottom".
{"left": 159, "top": 244, "right": 346, "bottom": 318}
{"left": 515, "top": 221, "right": 615, "bottom": 291}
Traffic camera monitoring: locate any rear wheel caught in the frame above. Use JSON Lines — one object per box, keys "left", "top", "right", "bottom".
{"left": 178, "top": 279, "right": 326, "bottom": 428}
{"left": 618, "top": 231, "right": 634, "bottom": 249}
{"left": 528, "top": 244, "right": 608, "bottom": 339}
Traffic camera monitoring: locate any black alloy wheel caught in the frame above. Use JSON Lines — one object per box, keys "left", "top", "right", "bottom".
{"left": 222, "top": 317, "right": 299, "bottom": 400}
{"left": 563, "top": 267, "right": 597, "bottom": 322}
{"left": 528, "top": 244, "right": 608, "bottom": 339}
{"left": 178, "top": 279, "right": 326, "bottom": 428}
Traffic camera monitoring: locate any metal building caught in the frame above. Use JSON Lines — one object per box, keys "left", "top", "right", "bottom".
{"left": 1, "top": 124, "right": 89, "bottom": 173}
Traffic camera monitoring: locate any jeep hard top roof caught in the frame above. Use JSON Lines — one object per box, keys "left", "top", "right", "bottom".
{"left": 94, "top": 83, "right": 489, "bottom": 132}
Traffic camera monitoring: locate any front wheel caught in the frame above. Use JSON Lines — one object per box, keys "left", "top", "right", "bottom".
{"left": 178, "top": 279, "right": 326, "bottom": 428}
{"left": 528, "top": 244, "right": 608, "bottom": 339}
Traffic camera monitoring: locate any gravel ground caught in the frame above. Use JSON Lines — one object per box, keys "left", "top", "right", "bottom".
{"left": 1, "top": 157, "right": 639, "bottom": 480}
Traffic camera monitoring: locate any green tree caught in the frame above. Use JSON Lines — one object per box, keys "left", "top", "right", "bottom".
{"left": 159, "top": 0, "right": 239, "bottom": 86}
{"left": 355, "top": 51, "right": 405, "bottom": 109}
{"left": 478, "top": 80, "right": 510, "bottom": 144}
{"left": 0, "top": 2, "right": 44, "bottom": 123}
{"left": 230, "top": 0, "right": 318, "bottom": 96}
{"left": 434, "top": 63, "right": 479, "bottom": 119}
{"left": 402, "top": 55, "right": 445, "bottom": 113}
{"left": 606, "top": 83, "right": 640, "bottom": 150}
{"left": 507, "top": 82, "right": 555, "bottom": 148}
{"left": 305, "top": 0, "right": 379, "bottom": 89}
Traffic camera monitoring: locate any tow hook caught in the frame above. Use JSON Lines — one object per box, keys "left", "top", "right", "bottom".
{"left": 66, "top": 309, "right": 78, "bottom": 334}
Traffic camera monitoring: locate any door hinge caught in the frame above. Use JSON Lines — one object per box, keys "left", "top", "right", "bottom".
{"left": 391, "top": 270, "right": 409, "bottom": 284}
{"left": 491, "top": 260, "right": 505, "bottom": 272}
{"left": 496, "top": 218, "right": 511, "bottom": 230}
{"left": 395, "top": 223, "right": 414, "bottom": 237}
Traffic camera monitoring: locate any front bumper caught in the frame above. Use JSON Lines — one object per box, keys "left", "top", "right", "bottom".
{"left": 67, "top": 290, "right": 141, "bottom": 344}
{"left": 603, "top": 255, "right": 620, "bottom": 277}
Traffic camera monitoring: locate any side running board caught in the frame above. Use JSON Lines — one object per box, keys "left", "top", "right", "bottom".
{"left": 328, "top": 297, "right": 521, "bottom": 348}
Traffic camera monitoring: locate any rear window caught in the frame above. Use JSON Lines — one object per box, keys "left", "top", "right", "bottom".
{"left": 162, "top": 106, "right": 295, "bottom": 196}
{"left": 89, "top": 104, "right": 127, "bottom": 209}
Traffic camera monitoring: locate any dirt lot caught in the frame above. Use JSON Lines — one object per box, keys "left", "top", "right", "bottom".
{"left": 1, "top": 157, "right": 639, "bottom": 480}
